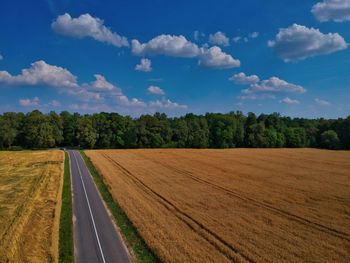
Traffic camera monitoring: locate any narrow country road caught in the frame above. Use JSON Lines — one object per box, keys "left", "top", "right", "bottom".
{"left": 68, "top": 150, "right": 132, "bottom": 263}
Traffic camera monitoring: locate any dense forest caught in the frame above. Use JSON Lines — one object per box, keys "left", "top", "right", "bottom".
{"left": 0, "top": 110, "right": 349, "bottom": 150}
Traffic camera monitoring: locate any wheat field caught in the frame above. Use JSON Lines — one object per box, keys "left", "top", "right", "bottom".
{"left": 86, "top": 149, "right": 350, "bottom": 263}
{"left": 0, "top": 150, "right": 64, "bottom": 262}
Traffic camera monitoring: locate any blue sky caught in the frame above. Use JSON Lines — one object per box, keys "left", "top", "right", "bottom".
{"left": 0, "top": 0, "right": 349, "bottom": 118}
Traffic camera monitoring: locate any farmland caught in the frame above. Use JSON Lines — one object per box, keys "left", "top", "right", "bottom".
{"left": 86, "top": 149, "right": 350, "bottom": 263}
{"left": 0, "top": 150, "right": 64, "bottom": 262}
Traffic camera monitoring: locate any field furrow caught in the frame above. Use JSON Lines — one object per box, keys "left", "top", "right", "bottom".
{"left": 102, "top": 153, "right": 253, "bottom": 262}
{"left": 86, "top": 149, "right": 350, "bottom": 263}
{"left": 0, "top": 151, "right": 64, "bottom": 262}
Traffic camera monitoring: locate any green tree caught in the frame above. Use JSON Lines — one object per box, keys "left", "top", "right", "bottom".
{"left": 320, "top": 130, "right": 340, "bottom": 149}
{"left": 61, "top": 111, "right": 77, "bottom": 147}
{"left": 247, "top": 122, "right": 267, "bottom": 147}
{"left": 23, "top": 110, "right": 55, "bottom": 148}
{"left": 171, "top": 118, "right": 189, "bottom": 147}
{"left": 0, "top": 113, "right": 20, "bottom": 148}
{"left": 186, "top": 114, "right": 209, "bottom": 148}
{"left": 49, "top": 111, "right": 64, "bottom": 146}
{"left": 336, "top": 116, "right": 350, "bottom": 149}
{"left": 123, "top": 117, "right": 137, "bottom": 148}
{"left": 76, "top": 116, "right": 98, "bottom": 149}
{"left": 285, "top": 128, "right": 307, "bottom": 148}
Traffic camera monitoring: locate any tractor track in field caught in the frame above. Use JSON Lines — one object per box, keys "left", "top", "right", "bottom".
{"left": 101, "top": 153, "right": 255, "bottom": 263}
{"left": 133, "top": 152, "right": 350, "bottom": 243}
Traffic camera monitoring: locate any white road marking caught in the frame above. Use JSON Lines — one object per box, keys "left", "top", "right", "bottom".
{"left": 72, "top": 151, "right": 107, "bottom": 263}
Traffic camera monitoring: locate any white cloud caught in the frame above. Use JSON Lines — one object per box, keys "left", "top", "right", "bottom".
{"left": 315, "top": 98, "right": 331, "bottom": 106}
{"left": 67, "top": 88, "right": 104, "bottom": 102}
{"left": 312, "top": 0, "right": 350, "bottom": 22}
{"left": 52, "top": 13, "right": 128, "bottom": 47}
{"left": 250, "top": 32, "right": 259, "bottom": 38}
{"left": 209, "top": 31, "right": 230, "bottom": 46}
{"left": 234, "top": 72, "right": 306, "bottom": 100}
{"left": 85, "top": 74, "right": 116, "bottom": 91}
{"left": 239, "top": 93, "right": 276, "bottom": 100}
{"left": 233, "top": 32, "right": 258, "bottom": 44}
{"left": 268, "top": 24, "right": 347, "bottom": 62}
{"left": 49, "top": 100, "right": 61, "bottom": 107}
{"left": 280, "top": 97, "right": 300, "bottom": 105}
{"left": 148, "top": 85, "right": 165, "bottom": 95}
{"left": 233, "top": 36, "right": 241, "bottom": 43}
{"left": 0, "top": 54, "right": 3, "bottom": 60}
{"left": 116, "top": 95, "right": 147, "bottom": 107}
{"left": 135, "top": 58, "right": 152, "bottom": 72}
{"left": 0, "top": 61, "right": 129, "bottom": 105}
{"left": 147, "top": 78, "right": 163, "bottom": 82}
{"left": 131, "top": 34, "right": 200, "bottom": 57}
{"left": 2, "top": 60, "right": 188, "bottom": 113}
{"left": 0, "top": 60, "right": 78, "bottom": 88}
{"left": 198, "top": 46, "right": 240, "bottom": 69}
{"left": 149, "top": 98, "right": 187, "bottom": 109}
{"left": 19, "top": 97, "right": 40, "bottom": 107}
{"left": 194, "top": 30, "right": 205, "bottom": 41}
{"left": 132, "top": 34, "right": 240, "bottom": 69}
{"left": 251, "top": 77, "right": 306, "bottom": 93}
{"left": 229, "top": 72, "right": 260, "bottom": 84}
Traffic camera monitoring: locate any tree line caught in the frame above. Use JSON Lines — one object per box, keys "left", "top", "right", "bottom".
{"left": 0, "top": 110, "right": 349, "bottom": 150}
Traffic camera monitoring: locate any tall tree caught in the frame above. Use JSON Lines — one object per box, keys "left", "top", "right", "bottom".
{"left": 76, "top": 116, "right": 98, "bottom": 149}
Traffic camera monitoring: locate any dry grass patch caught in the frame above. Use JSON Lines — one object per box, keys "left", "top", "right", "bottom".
{"left": 0, "top": 150, "right": 64, "bottom": 262}
{"left": 86, "top": 149, "right": 350, "bottom": 263}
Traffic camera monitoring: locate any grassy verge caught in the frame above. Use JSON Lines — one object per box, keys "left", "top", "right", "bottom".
{"left": 80, "top": 150, "right": 160, "bottom": 263}
{"left": 59, "top": 152, "right": 74, "bottom": 263}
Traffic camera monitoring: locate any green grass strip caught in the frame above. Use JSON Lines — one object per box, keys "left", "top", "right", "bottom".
{"left": 59, "top": 152, "right": 74, "bottom": 263}
{"left": 80, "top": 150, "right": 160, "bottom": 263}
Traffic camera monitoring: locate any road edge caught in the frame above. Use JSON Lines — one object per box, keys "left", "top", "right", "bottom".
{"left": 58, "top": 151, "right": 74, "bottom": 263}
{"left": 80, "top": 150, "right": 160, "bottom": 263}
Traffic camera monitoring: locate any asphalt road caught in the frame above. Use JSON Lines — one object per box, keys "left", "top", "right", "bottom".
{"left": 68, "top": 150, "right": 132, "bottom": 263}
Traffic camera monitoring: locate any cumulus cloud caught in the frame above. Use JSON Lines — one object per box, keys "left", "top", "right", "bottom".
{"left": 116, "top": 96, "right": 147, "bottom": 107}
{"left": 209, "top": 31, "right": 230, "bottom": 46}
{"left": 147, "top": 78, "right": 163, "bottom": 82}
{"left": 52, "top": 13, "right": 129, "bottom": 47}
{"left": 149, "top": 98, "right": 187, "bottom": 109}
{"left": 233, "top": 72, "right": 305, "bottom": 100}
{"left": 312, "top": 0, "right": 350, "bottom": 22}
{"left": 280, "top": 97, "right": 300, "bottom": 105}
{"left": 233, "top": 36, "right": 241, "bottom": 43}
{"left": 19, "top": 97, "right": 40, "bottom": 107}
{"left": 251, "top": 77, "right": 306, "bottom": 93}
{"left": 2, "top": 60, "right": 187, "bottom": 113}
{"left": 148, "top": 85, "right": 165, "bottom": 95}
{"left": 268, "top": 24, "right": 347, "bottom": 62}
{"left": 0, "top": 60, "right": 78, "bottom": 88}
{"left": 250, "top": 32, "right": 259, "bottom": 38}
{"left": 232, "top": 32, "right": 259, "bottom": 44}
{"left": 135, "top": 58, "right": 152, "bottom": 72}
{"left": 132, "top": 34, "right": 240, "bottom": 69}
{"left": 239, "top": 93, "right": 276, "bottom": 101}
{"left": 194, "top": 30, "right": 205, "bottom": 41}
{"left": 132, "top": 34, "right": 200, "bottom": 57}
{"left": 229, "top": 72, "right": 260, "bottom": 84}
{"left": 198, "top": 46, "right": 240, "bottom": 69}
{"left": 48, "top": 100, "right": 61, "bottom": 107}
{"left": 315, "top": 98, "right": 331, "bottom": 106}
{"left": 84, "top": 74, "right": 116, "bottom": 91}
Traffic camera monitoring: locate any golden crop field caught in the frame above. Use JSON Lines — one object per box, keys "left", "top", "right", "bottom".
{"left": 86, "top": 149, "right": 350, "bottom": 263}
{"left": 0, "top": 150, "right": 64, "bottom": 262}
